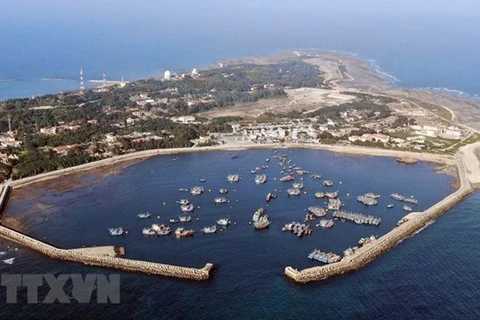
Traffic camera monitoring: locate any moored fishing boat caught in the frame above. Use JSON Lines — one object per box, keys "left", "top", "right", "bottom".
{"left": 142, "top": 228, "right": 156, "bottom": 236}
{"left": 323, "top": 180, "right": 334, "bottom": 187}
{"left": 314, "top": 192, "right": 325, "bottom": 199}
{"left": 175, "top": 227, "right": 194, "bottom": 238}
{"left": 327, "top": 198, "right": 342, "bottom": 210}
{"left": 214, "top": 197, "right": 228, "bottom": 204}
{"left": 387, "top": 203, "right": 394, "bottom": 208}
{"left": 254, "top": 174, "right": 267, "bottom": 184}
{"left": 308, "top": 249, "right": 341, "bottom": 264}
{"left": 403, "top": 204, "right": 413, "bottom": 212}
{"left": 179, "top": 215, "right": 192, "bottom": 222}
{"left": 190, "top": 186, "right": 204, "bottom": 195}
{"left": 308, "top": 206, "right": 327, "bottom": 217}
{"left": 227, "top": 174, "right": 240, "bottom": 183}
{"left": 280, "top": 175, "right": 294, "bottom": 182}
{"left": 181, "top": 203, "right": 195, "bottom": 212}
{"left": 325, "top": 191, "right": 338, "bottom": 199}
{"left": 292, "top": 181, "right": 304, "bottom": 189}
{"left": 254, "top": 215, "right": 271, "bottom": 230}
{"left": 265, "top": 192, "right": 277, "bottom": 202}
{"left": 316, "top": 219, "right": 334, "bottom": 228}
{"left": 252, "top": 207, "right": 264, "bottom": 222}
{"left": 202, "top": 226, "right": 217, "bottom": 234}
{"left": 169, "top": 218, "right": 179, "bottom": 224}
{"left": 152, "top": 224, "right": 172, "bottom": 235}
{"left": 287, "top": 188, "right": 301, "bottom": 196}
{"left": 108, "top": 227, "right": 124, "bottom": 236}
{"left": 216, "top": 218, "right": 231, "bottom": 226}
{"left": 219, "top": 188, "right": 228, "bottom": 194}
{"left": 137, "top": 212, "right": 152, "bottom": 219}
{"left": 177, "top": 199, "right": 190, "bottom": 205}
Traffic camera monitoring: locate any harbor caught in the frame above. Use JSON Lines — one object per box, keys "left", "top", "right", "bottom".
{"left": 0, "top": 142, "right": 479, "bottom": 284}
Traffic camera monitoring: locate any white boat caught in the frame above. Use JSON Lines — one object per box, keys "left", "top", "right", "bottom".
{"left": 323, "top": 180, "right": 334, "bottom": 187}
{"left": 177, "top": 199, "right": 190, "bottom": 205}
{"left": 181, "top": 203, "right": 195, "bottom": 212}
{"left": 142, "top": 228, "right": 156, "bottom": 236}
{"left": 252, "top": 207, "right": 264, "bottom": 222}
{"left": 169, "top": 218, "right": 179, "bottom": 224}
{"left": 137, "top": 212, "right": 152, "bottom": 219}
{"left": 216, "top": 218, "right": 231, "bottom": 226}
{"left": 190, "top": 186, "right": 204, "bottom": 195}
{"left": 254, "top": 215, "right": 271, "bottom": 230}
{"left": 108, "top": 227, "right": 124, "bottom": 236}
{"left": 292, "top": 181, "right": 304, "bottom": 189}
{"left": 219, "top": 188, "right": 228, "bottom": 194}
{"left": 227, "top": 174, "right": 240, "bottom": 183}
{"left": 2, "top": 258, "right": 15, "bottom": 265}
{"left": 254, "top": 174, "right": 267, "bottom": 184}
{"left": 328, "top": 198, "right": 342, "bottom": 210}
{"left": 287, "top": 188, "right": 301, "bottom": 196}
{"left": 179, "top": 215, "right": 192, "bottom": 222}
{"left": 387, "top": 204, "right": 394, "bottom": 208}
{"left": 202, "top": 226, "right": 217, "bottom": 234}
{"left": 403, "top": 205, "right": 413, "bottom": 212}
{"left": 214, "top": 197, "right": 228, "bottom": 204}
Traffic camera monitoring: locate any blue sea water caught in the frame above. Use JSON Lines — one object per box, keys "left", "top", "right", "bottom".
{"left": 1, "top": 1, "right": 480, "bottom": 100}
{"left": 2, "top": 149, "right": 479, "bottom": 319}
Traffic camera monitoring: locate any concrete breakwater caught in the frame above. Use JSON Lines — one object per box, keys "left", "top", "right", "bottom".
{"left": 0, "top": 225, "right": 213, "bottom": 280}
{"left": 285, "top": 156, "right": 475, "bottom": 283}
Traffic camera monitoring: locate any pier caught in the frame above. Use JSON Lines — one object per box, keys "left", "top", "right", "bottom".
{"left": 285, "top": 151, "right": 477, "bottom": 283}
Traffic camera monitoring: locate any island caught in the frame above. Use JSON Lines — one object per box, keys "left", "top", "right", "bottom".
{"left": 0, "top": 50, "right": 479, "bottom": 281}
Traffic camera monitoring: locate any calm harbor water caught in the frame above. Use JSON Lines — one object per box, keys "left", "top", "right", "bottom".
{"left": 2, "top": 149, "right": 479, "bottom": 319}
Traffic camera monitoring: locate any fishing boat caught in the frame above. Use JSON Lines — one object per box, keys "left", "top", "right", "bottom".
{"left": 287, "top": 188, "right": 301, "bottom": 196}
{"left": 169, "top": 218, "right": 179, "bottom": 224}
{"left": 327, "top": 198, "right": 342, "bottom": 210}
{"left": 137, "top": 212, "right": 152, "bottom": 219}
{"left": 219, "top": 188, "right": 228, "bottom": 194}
{"left": 227, "top": 174, "right": 240, "bottom": 183}
{"left": 316, "top": 219, "right": 334, "bottom": 228}
{"left": 2, "top": 258, "right": 15, "bottom": 265}
{"left": 214, "top": 197, "right": 228, "bottom": 204}
{"left": 252, "top": 207, "right": 264, "bottom": 222}
{"left": 325, "top": 191, "right": 339, "bottom": 199}
{"left": 216, "top": 218, "right": 231, "bottom": 226}
{"left": 323, "top": 180, "right": 334, "bottom": 187}
{"left": 175, "top": 227, "right": 194, "bottom": 238}
{"left": 179, "top": 215, "right": 192, "bottom": 222}
{"left": 202, "top": 226, "right": 217, "bottom": 234}
{"left": 403, "top": 205, "right": 413, "bottom": 212}
{"left": 314, "top": 192, "right": 325, "bottom": 199}
{"left": 177, "top": 199, "right": 190, "bottom": 205}
{"left": 200, "top": 178, "right": 207, "bottom": 183}
{"left": 265, "top": 192, "right": 277, "bottom": 202}
{"left": 254, "top": 215, "right": 271, "bottom": 230}
{"left": 152, "top": 224, "right": 172, "bottom": 235}
{"left": 387, "top": 204, "right": 394, "bottom": 209}
{"left": 181, "top": 203, "right": 195, "bottom": 212}
{"left": 308, "top": 206, "right": 327, "bottom": 217}
{"left": 190, "top": 186, "right": 204, "bottom": 195}
{"left": 311, "top": 174, "right": 322, "bottom": 179}
{"left": 142, "top": 228, "right": 156, "bottom": 236}
{"left": 292, "top": 181, "right": 304, "bottom": 189}
{"left": 280, "top": 175, "right": 294, "bottom": 182}
{"left": 108, "top": 227, "right": 124, "bottom": 236}
{"left": 254, "top": 174, "right": 267, "bottom": 184}
{"left": 357, "top": 194, "right": 378, "bottom": 206}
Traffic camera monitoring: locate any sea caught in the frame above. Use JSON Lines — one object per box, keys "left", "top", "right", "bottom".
{"left": 1, "top": 1, "right": 480, "bottom": 318}
{"left": 1, "top": 148, "right": 479, "bottom": 319}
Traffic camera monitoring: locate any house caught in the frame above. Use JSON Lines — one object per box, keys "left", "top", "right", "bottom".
{"left": 175, "top": 116, "right": 196, "bottom": 123}
{"left": 53, "top": 144, "right": 78, "bottom": 156}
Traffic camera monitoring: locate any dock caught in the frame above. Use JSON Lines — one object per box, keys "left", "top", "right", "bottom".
{"left": 285, "top": 152, "right": 477, "bottom": 283}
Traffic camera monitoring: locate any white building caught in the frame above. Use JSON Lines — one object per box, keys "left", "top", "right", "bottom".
{"left": 164, "top": 70, "right": 171, "bottom": 80}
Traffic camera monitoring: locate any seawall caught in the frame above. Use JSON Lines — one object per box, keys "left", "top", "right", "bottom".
{"left": 0, "top": 225, "right": 212, "bottom": 280}
{"left": 285, "top": 155, "right": 475, "bottom": 283}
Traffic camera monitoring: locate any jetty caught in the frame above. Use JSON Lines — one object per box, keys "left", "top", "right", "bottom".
{"left": 0, "top": 186, "right": 213, "bottom": 281}
{"left": 285, "top": 149, "right": 478, "bottom": 283}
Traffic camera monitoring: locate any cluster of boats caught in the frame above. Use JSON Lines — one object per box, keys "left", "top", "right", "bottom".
{"left": 322, "top": 180, "right": 334, "bottom": 187}
{"left": 265, "top": 192, "right": 277, "bottom": 202}
{"left": 357, "top": 193, "right": 380, "bottom": 206}
{"left": 328, "top": 198, "right": 343, "bottom": 210}
{"left": 308, "top": 249, "right": 341, "bottom": 264}
{"left": 358, "top": 235, "right": 377, "bottom": 246}
{"left": 390, "top": 193, "right": 419, "bottom": 205}
{"left": 314, "top": 191, "right": 338, "bottom": 199}
{"left": 282, "top": 222, "right": 313, "bottom": 237}
{"left": 252, "top": 207, "right": 271, "bottom": 229}
{"left": 332, "top": 211, "right": 382, "bottom": 226}
{"left": 307, "top": 206, "right": 327, "bottom": 217}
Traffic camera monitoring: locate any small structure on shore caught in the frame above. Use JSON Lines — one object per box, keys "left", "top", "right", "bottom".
{"left": 396, "top": 157, "right": 418, "bottom": 164}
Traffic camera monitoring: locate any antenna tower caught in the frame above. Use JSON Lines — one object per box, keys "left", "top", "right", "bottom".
{"left": 80, "top": 67, "right": 85, "bottom": 93}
